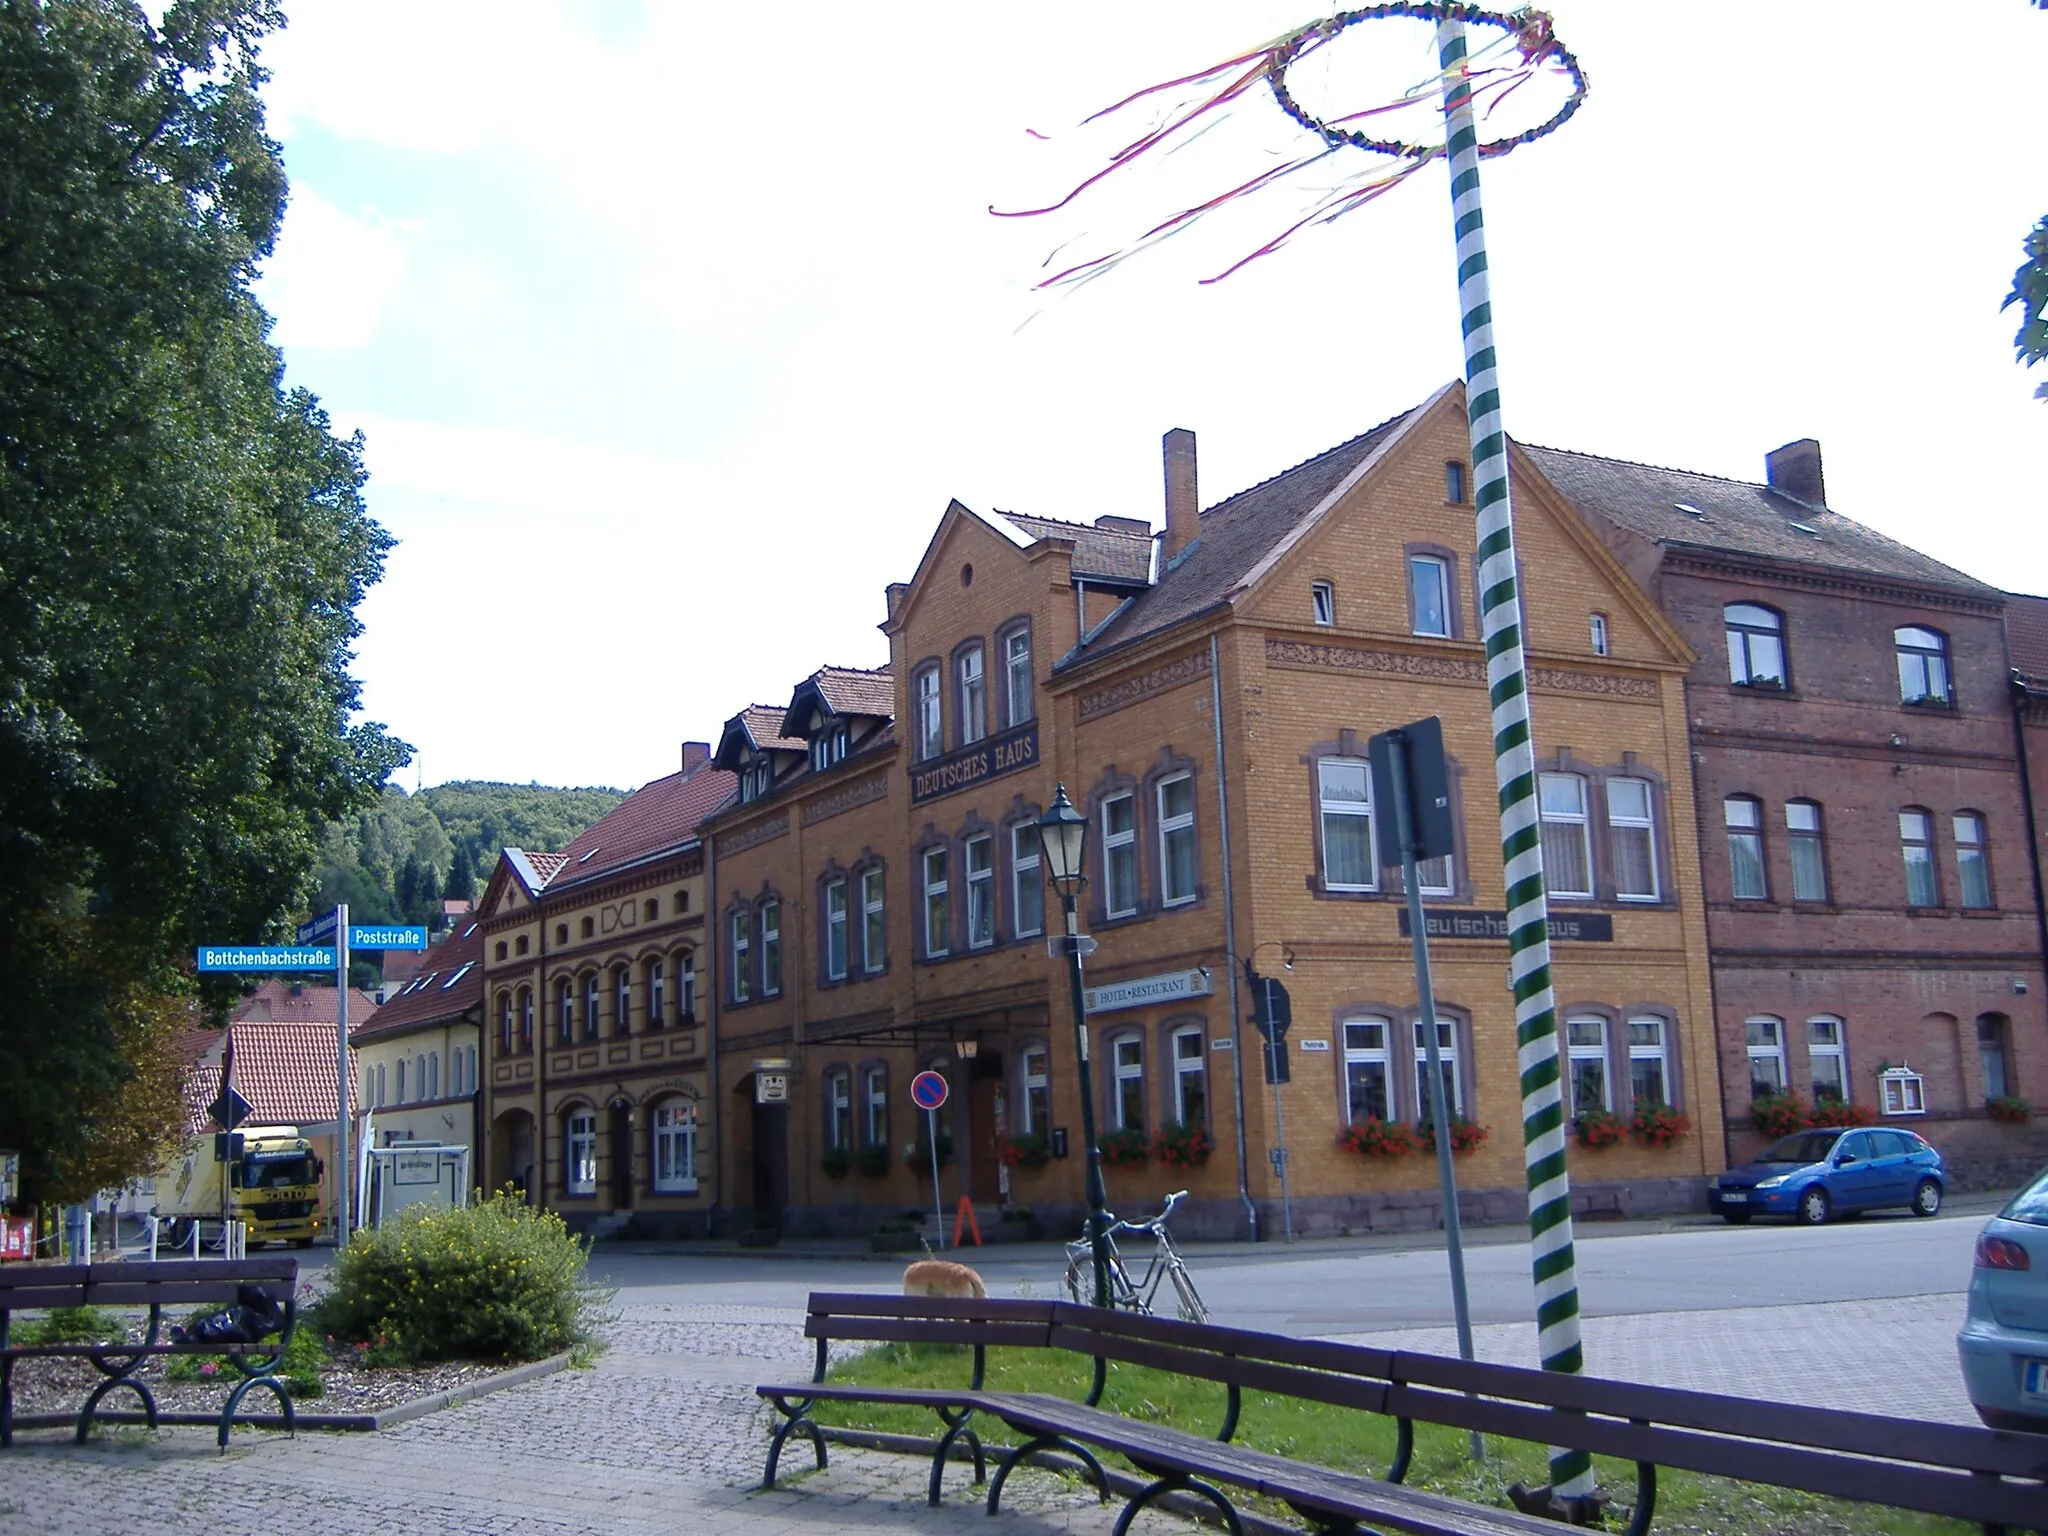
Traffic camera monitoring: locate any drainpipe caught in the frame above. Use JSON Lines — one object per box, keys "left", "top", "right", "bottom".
{"left": 2008, "top": 673, "right": 2048, "bottom": 987}
{"left": 708, "top": 835, "right": 724, "bottom": 1236}
{"left": 1209, "top": 633, "right": 1258, "bottom": 1243}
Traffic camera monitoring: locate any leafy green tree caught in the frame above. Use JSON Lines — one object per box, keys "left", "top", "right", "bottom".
{"left": 2010, "top": 215, "right": 2048, "bottom": 402}
{"left": 0, "top": 1, "right": 404, "bottom": 1203}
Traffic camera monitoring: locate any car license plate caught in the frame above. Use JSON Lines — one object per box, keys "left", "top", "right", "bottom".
{"left": 1720, "top": 1191, "right": 1747, "bottom": 1204}
{"left": 2025, "top": 1360, "right": 2048, "bottom": 1404}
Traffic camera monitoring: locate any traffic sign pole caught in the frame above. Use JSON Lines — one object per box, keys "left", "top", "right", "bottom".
{"left": 910, "top": 1070, "right": 950, "bottom": 1246}
{"left": 335, "top": 904, "right": 350, "bottom": 1248}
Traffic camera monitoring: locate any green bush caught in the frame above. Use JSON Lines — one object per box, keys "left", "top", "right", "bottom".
{"left": 165, "top": 1324, "right": 328, "bottom": 1398}
{"left": 11, "top": 1305, "right": 126, "bottom": 1346}
{"left": 314, "top": 1192, "right": 616, "bottom": 1363}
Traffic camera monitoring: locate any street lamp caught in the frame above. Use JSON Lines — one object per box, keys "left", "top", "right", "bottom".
{"left": 1036, "top": 784, "right": 1113, "bottom": 1309}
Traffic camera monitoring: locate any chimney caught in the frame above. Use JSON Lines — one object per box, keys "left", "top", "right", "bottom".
{"left": 680, "top": 741, "right": 710, "bottom": 776}
{"left": 1162, "top": 428, "right": 1200, "bottom": 564}
{"left": 1764, "top": 438, "right": 1825, "bottom": 507}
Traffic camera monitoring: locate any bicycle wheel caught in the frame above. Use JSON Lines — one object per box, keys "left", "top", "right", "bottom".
{"left": 1062, "top": 1254, "right": 1086, "bottom": 1305}
{"left": 1168, "top": 1261, "right": 1207, "bottom": 1324}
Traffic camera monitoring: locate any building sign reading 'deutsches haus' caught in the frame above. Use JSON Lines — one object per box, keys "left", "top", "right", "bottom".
{"left": 909, "top": 723, "right": 1037, "bottom": 805}
{"left": 1084, "top": 968, "right": 1213, "bottom": 1016}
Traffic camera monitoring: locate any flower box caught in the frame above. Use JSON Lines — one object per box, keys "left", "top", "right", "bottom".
{"left": 1630, "top": 1101, "right": 1691, "bottom": 1149}
{"left": 1416, "top": 1115, "right": 1488, "bottom": 1156}
{"left": 1152, "top": 1121, "right": 1215, "bottom": 1170}
{"left": 1574, "top": 1110, "right": 1625, "bottom": 1149}
{"left": 1097, "top": 1128, "right": 1149, "bottom": 1168}
{"left": 1338, "top": 1117, "right": 1420, "bottom": 1158}
{"left": 1987, "top": 1095, "right": 2034, "bottom": 1124}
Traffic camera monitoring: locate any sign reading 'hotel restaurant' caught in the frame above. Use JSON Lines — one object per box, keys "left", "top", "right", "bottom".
{"left": 909, "top": 722, "right": 1038, "bottom": 805}
{"left": 1084, "top": 968, "right": 1214, "bottom": 1016}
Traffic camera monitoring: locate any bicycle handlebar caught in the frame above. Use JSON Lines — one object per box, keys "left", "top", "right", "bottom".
{"left": 1103, "top": 1189, "right": 1190, "bottom": 1237}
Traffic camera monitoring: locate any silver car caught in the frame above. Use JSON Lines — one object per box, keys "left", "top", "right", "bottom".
{"left": 1957, "top": 1165, "right": 2048, "bottom": 1431}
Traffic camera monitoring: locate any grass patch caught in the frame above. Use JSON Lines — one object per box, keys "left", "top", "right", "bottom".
{"left": 810, "top": 1344, "right": 1974, "bottom": 1536}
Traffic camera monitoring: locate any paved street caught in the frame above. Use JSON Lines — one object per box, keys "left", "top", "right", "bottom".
{"left": 2, "top": 1210, "right": 1996, "bottom": 1534}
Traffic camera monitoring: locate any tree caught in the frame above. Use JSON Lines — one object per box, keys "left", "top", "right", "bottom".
{"left": 0, "top": 1, "right": 406, "bottom": 1204}
{"left": 2009, "top": 216, "right": 2048, "bottom": 402}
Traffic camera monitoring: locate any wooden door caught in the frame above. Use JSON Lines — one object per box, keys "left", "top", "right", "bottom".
{"left": 969, "top": 1080, "right": 1001, "bottom": 1202}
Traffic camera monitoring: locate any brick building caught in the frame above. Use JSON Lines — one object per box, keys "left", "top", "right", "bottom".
{"left": 707, "top": 382, "right": 1725, "bottom": 1239}
{"left": 478, "top": 748, "right": 733, "bottom": 1237}
{"left": 1543, "top": 440, "right": 2048, "bottom": 1185}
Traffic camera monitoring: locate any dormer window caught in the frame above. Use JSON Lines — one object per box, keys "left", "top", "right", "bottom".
{"left": 811, "top": 724, "right": 848, "bottom": 771}
{"left": 740, "top": 758, "right": 773, "bottom": 803}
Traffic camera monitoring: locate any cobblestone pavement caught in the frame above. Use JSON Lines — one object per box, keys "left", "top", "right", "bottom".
{"left": 0, "top": 1304, "right": 1160, "bottom": 1536}
{"left": 1328, "top": 1291, "right": 1977, "bottom": 1424}
{"left": 0, "top": 1292, "right": 1980, "bottom": 1534}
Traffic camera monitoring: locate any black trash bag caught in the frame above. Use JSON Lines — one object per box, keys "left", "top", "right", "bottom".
{"left": 172, "top": 1285, "right": 287, "bottom": 1345}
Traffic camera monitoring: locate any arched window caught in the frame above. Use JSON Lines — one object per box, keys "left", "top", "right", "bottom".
{"left": 1895, "top": 626, "right": 1952, "bottom": 706}
{"left": 396, "top": 1058, "right": 407, "bottom": 1104}
{"left": 564, "top": 1110, "right": 597, "bottom": 1195}
{"left": 1954, "top": 812, "right": 1992, "bottom": 909}
{"left": 583, "top": 971, "right": 601, "bottom": 1040}
{"left": 647, "top": 956, "right": 666, "bottom": 1027}
{"left": 651, "top": 1101, "right": 696, "bottom": 1192}
{"left": 679, "top": 951, "right": 697, "bottom": 1022}
{"left": 1900, "top": 808, "right": 1938, "bottom": 907}
{"left": 1020, "top": 1045, "right": 1050, "bottom": 1133}
{"left": 517, "top": 986, "right": 533, "bottom": 1049}
{"left": 644, "top": 898, "right": 659, "bottom": 923}
{"left": 1170, "top": 1025, "right": 1208, "bottom": 1130}
{"left": 613, "top": 965, "right": 632, "bottom": 1034}
{"left": 1726, "top": 604, "right": 1787, "bottom": 688}
{"left": 556, "top": 978, "right": 574, "bottom": 1043}
{"left": 375, "top": 1063, "right": 386, "bottom": 1108}
{"left": 580, "top": 916, "right": 594, "bottom": 940}
{"left": 1725, "top": 795, "right": 1767, "bottom": 899}
{"left": 497, "top": 992, "right": 512, "bottom": 1055}
{"left": 824, "top": 1069, "right": 852, "bottom": 1150}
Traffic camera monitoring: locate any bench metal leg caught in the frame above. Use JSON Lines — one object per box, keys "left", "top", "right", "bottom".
{"left": 1113, "top": 1473, "right": 1241, "bottom": 1536}
{"left": 928, "top": 1415, "right": 985, "bottom": 1506}
{"left": 1, "top": 1351, "right": 13, "bottom": 1449}
{"left": 1622, "top": 1459, "right": 1657, "bottom": 1536}
{"left": 76, "top": 1375, "right": 160, "bottom": 1443}
{"left": 1386, "top": 1416, "right": 1414, "bottom": 1484}
{"left": 218, "top": 1374, "right": 293, "bottom": 1452}
{"left": 762, "top": 1395, "right": 826, "bottom": 1488}
{"left": 986, "top": 1434, "right": 1110, "bottom": 1514}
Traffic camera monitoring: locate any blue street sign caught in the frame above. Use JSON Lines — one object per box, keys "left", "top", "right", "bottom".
{"left": 910, "top": 1070, "right": 949, "bottom": 1111}
{"left": 297, "top": 909, "right": 339, "bottom": 944}
{"left": 349, "top": 924, "right": 429, "bottom": 952}
{"left": 196, "top": 945, "right": 335, "bottom": 972}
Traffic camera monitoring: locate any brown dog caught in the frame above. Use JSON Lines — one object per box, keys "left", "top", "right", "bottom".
{"left": 903, "top": 1258, "right": 987, "bottom": 1299}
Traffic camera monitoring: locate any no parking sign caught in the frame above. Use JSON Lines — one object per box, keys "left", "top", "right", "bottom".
{"left": 910, "top": 1070, "right": 949, "bottom": 1111}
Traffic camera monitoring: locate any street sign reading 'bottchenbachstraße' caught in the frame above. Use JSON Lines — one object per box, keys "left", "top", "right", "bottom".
{"left": 196, "top": 945, "right": 335, "bottom": 972}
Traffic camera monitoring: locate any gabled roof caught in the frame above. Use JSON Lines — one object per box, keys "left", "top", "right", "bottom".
{"left": 233, "top": 979, "right": 381, "bottom": 1029}
{"left": 2007, "top": 592, "right": 2048, "bottom": 687}
{"left": 549, "top": 762, "right": 736, "bottom": 891}
{"left": 714, "top": 705, "right": 805, "bottom": 769}
{"left": 352, "top": 919, "right": 484, "bottom": 1041}
{"left": 1068, "top": 404, "right": 1418, "bottom": 664}
{"left": 500, "top": 848, "right": 568, "bottom": 895}
{"left": 1521, "top": 446, "right": 1995, "bottom": 594}
{"left": 783, "top": 665, "right": 894, "bottom": 738}
{"left": 995, "top": 511, "right": 1155, "bottom": 585}
{"left": 182, "top": 1021, "right": 358, "bottom": 1134}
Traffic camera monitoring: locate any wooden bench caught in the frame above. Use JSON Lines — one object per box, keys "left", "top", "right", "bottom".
{"left": 758, "top": 1292, "right": 2048, "bottom": 1536}
{"left": 1, "top": 1257, "right": 301, "bottom": 1450}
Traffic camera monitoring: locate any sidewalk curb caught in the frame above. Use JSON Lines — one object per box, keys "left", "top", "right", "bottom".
{"left": 11, "top": 1349, "right": 574, "bottom": 1436}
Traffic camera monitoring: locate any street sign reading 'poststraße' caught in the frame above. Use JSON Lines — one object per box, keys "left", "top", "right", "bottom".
{"left": 196, "top": 945, "right": 335, "bottom": 972}
{"left": 348, "top": 925, "right": 429, "bottom": 951}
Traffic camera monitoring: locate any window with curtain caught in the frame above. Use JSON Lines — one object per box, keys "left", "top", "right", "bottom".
{"left": 922, "top": 847, "right": 950, "bottom": 957}
{"left": 1607, "top": 778, "right": 1658, "bottom": 900}
{"left": 1895, "top": 626, "right": 1952, "bottom": 706}
{"left": 824, "top": 877, "right": 848, "bottom": 980}
{"left": 1112, "top": 1036, "right": 1145, "bottom": 1130}
{"left": 1627, "top": 1017, "right": 1669, "bottom": 1107}
{"left": 1342, "top": 1018, "right": 1392, "bottom": 1123}
{"left": 965, "top": 835, "right": 994, "bottom": 948}
{"left": 1900, "top": 809, "right": 1938, "bottom": 907}
{"left": 1159, "top": 774, "right": 1197, "bottom": 906}
{"left": 1786, "top": 800, "right": 1827, "bottom": 901}
{"left": 1318, "top": 757, "right": 1377, "bottom": 891}
{"left": 958, "top": 645, "right": 987, "bottom": 744}
{"left": 1171, "top": 1026, "right": 1208, "bottom": 1129}
{"left": 1004, "top": 629, "right": 1032, "bottom": 728}
{"left": 916, "top": 667, "right": 942, "bottom": 760}
{"left": 1409, "top": 554, "right": 1451, "bottom": 637}
{"left": 1954, "top": 812, "right": 1991, "bottom": 908}
{"left": 1539, "top": 773, "right": 1592, "bottom": 898}
{"left": 1102, "top": 793, "right": 1138, "bottom": 916}
{"left": 1725, "top": 796, "right": 1767, "bottom": 899}
{"left": 565, "top": 1112, "right": 596, "bottom": 1194}
{"left": 1566, "top": 1016, "right": 1609, "bottom": 1116}
{"left": 652, "top": 1102, "right": 695, "bottom": 1191}
{"left": 1012, "top": 825, "right": 1043, "bottom": 938}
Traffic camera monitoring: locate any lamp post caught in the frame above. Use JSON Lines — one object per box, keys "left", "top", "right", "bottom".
{"left": 1037, "top": 784, "right": 1113, "bottom": 1309}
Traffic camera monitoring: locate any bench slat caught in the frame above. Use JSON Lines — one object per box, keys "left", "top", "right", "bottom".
{"left": 804, "top": 1317, "right": 1051, "bottom": 1350}
{"left": 806, "top": 1292, "right": 1054, "bottom": 1324}
{"left": 0, "top": 1287, "right": 92, "bottom": 1312}
{"left": 757, "top": 1383, "right": 986, "bottom": 1407}
{"left": 1049, "top": 1301, "right": 1401, "bottom": 1378}
{"left": 84, "top": 1260, "right": 297, "bottom": 1283}
{"left": 82, "top": 1281, "right": 290, "bottom": 1306}
{"left": 1043, "top": 1324, "right": 1394, "bottom": 1417}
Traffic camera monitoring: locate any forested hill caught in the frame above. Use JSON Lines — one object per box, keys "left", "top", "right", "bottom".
{"left": 313, "top": 781, "right": 626, "bottom": 937}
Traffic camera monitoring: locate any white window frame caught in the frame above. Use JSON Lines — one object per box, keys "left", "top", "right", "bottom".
{"left": 1111, "top": 1034, "right": 1146, "bottom": 1131}
{"left": 826, "top": 1070, "right": 852, "bottom": 1150}
{"left": 730, "top": 911, "right": 751, "bottom": 1002}
{"left": 916, "top": 668, "right": 942, "bottom": 760}
{"left": 679, "top": 953, "right": 696, "bottom": 1021}
{"left": 1565, "top": 1015, "right": 1610, "bottom": 1116}
{"left": 864, "top": 1065, "right": 888, "bottom": 1146}
{"left": 1413, "top": 1018, "right": 1461, "bottom": 1120}
{"left": 1786, "top": 800, "right": 1827, "bottom": 902}
{"left": 1318, "top": 757, "right": 1378, "bottom": 893}
{"left": 519, "top": 987, "right": 534, "bottom": 1047}
{"left": 862, "top": 868, "right": 886, "bottom": 973}
{"left": 1726, "top": 796, "right": 1768, "bottom": 900}
{"left": 1895, "top": 626, "right": 1952, "bottom": 706}
{"left": 1808, "top": 1015, "right": 1848, "bottom": 1103}
{"left": 1606, "top": 777, "right": 1658, "bottom": 901}
{"left": 1342, "top": 1017, "right": 1393, "bottom": 1124}
{"left": 1955, "top": 812, "right": 1991, "bottom": 909}
{"left": 1409, "top": 554, "right": 1452, "bottom": 638}
{"left": 648, "top": 957, "right": 665, "bottom": 1026}
{"left": 613, "top": 967, "right": 631, "bottom": 1034}
{"left": 652, "top": 1102, "right": 696, "bottom": 1193}
{"left": 565, "top": 1112, "right": 597, "bottom": 1194}
{"left": 1171, "top": 1025, "right": 1208, "bottom": 1129}
{"left": 584, "top": 972, "right": 601, "bottom": 1039}
{"left": 1901, "top": 808, "right": 1938, "bottom": 907}
{"left": 1158, "top": 773, "right": 1197, "bottom": 907}
{"left": 1589, "top": 612, "right": 1609, "bottom": 656}
{"left": 1102, "top": 792, "right": 1139, "bottom": 918}
{"left": 1880, "top": 1067, "right": 1926, "bottom": 1116}
{"left": 825, "top": 877, "right": 849, "bottom": 981}
{"left": 1004, "top": 629, "right": 1032, "bottom": 728}
{"left": 1021, "top": 1047, "right": 1050, "bottom": 1133}
{"left": 1012, "top": 825, "right": 1043, "bottom": 939}
{"left": 1626, "top": 1016, "right": 1669, "bottom": 1109}
{"left": 1746, "top": 1016, "right": 1787, "bottom": 1099}
{"left": 958, "top": 645, "right": 987, "bottom": 745}
{"left": 760, "top": 900, "right": 782, "bottom": 997}
{"left": 965, "top": 834, "right": 995, "bottom": 949}
{"left": 1539, "top": 773, "right": 1593, "bottom": 899}
{"left": 557, "top": 978, "right": 574, "bottom": 1043}
{"left": 923, "top": 847, "right": 950, "bottom": 958}
{"left": 1311, "top": 581, "right": 1335, "bottom": 626}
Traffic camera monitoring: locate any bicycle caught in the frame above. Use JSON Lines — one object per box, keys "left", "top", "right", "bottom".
{"left": 1061, "top": 1188, "right": 1207, "bottom": 1323}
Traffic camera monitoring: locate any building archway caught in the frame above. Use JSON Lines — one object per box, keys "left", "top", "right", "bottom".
{"left": 490, "top": 1107, "right": 536, "bottom": 1203}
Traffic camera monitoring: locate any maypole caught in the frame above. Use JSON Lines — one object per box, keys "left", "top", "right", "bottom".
{"left": 1434, "top": 11, "right": 1589, "bottom": 1504}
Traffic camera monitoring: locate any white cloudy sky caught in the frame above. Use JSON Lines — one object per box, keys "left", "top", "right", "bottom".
{"left": 253, "top": 2, "right": 2048, "bottom": 792}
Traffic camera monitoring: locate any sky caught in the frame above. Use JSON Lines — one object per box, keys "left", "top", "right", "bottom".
{"left": 251, "top": 2, "right": 2048, "bottom": 793}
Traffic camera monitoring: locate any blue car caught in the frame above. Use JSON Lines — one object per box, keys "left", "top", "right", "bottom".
{"left": 1709, "top": 1126, "right": 1945, "bottom": 1225}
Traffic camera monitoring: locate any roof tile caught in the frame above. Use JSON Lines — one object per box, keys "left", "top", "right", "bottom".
{"left": 552, "top": 762, "right": 737, "bottom": 889}
{"left": 2007, "top": 592, "right": 2048, "bottom": 685}
{"left": 352, "top": 920, "right": 484, "bottom": 1040}
{"left": 998, "top": 511, "right": 1155, "bottom": 584}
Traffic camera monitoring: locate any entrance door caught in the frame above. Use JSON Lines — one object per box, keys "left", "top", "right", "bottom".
{"left": 610, "top": 1103, "right": 633, "bottom": 1210}
{"left": 750, "top": 1096, "right": 789, "bottom": 1220}
{"left": 969, "top": 1080, "right": 1002, "bottom": 1202}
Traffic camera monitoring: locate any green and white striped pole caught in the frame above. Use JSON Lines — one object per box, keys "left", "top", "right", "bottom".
{"left": 1435, "top": 14, "right": 1591, "bottom": 1501}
